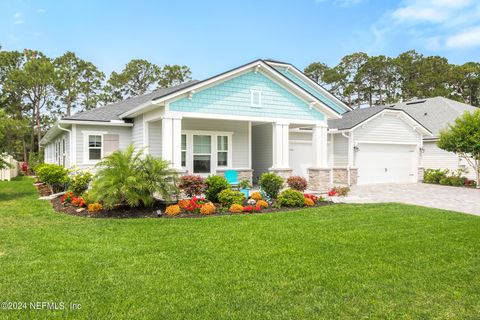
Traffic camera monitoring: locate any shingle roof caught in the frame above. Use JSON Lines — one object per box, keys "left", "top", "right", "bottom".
{"left": 328, "top": 97, "right": 478, "bottom": 137}
{"left": 63, "top": 81, "right": 199, "bottom": 121}
{"left": 390, "top": 97, "right": 478, "bottom": 137}
{"left": 328, "top": 105, "right": 392, "bottom": 130}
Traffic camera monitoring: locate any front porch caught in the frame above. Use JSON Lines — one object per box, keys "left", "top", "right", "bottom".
{"left": 144, "top": 114, "right": 331, "bottom": 191}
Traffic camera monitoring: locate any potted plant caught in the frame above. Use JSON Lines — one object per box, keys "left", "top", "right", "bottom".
{"left": 238, "top": 179, "right": 252, "bottom": 198}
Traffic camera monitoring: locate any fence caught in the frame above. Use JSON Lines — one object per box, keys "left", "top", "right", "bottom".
{"left": 0, "top": 155, "right": 19, "bottom": 181}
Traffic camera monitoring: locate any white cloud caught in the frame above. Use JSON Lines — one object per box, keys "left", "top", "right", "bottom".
{"left": 446, "top": 26, "right": 480, "bottom": 48}
{"left": 392, "top": 0, "right": 473, "bottom": 24}
{"left": 13, "top": 12, "right": 24, "bottom": 24}
{"left": 37, "top": 8, "right": 46, "bottom": 13}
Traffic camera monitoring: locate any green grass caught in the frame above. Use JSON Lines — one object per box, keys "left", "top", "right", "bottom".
{"left": 1, "top": 177, "right": 479, "bottom": 319}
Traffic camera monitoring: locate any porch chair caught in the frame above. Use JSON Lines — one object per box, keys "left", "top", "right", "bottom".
{"left": 224, "top": 170, "right": 239, "bottom": 189}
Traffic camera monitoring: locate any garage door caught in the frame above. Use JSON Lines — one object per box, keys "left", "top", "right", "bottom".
{"left": 289, "top": 141, "right": 313, "bottom": 177}
{"left": 356, "top": 143, "right": 416, "bottom": 184}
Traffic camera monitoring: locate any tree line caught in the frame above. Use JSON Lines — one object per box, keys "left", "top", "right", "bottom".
{"left": 0, "top": 47, "right": 191, "bottom": 162}
{"left": 304, "top": 50, "right": 480, "bottom": 109}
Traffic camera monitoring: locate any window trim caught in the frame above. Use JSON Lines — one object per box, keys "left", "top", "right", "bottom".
{"left": 250, "top": 90, "right": 262, "bottom": 108}
{"left": 82, "top": 131, "right": 107, "bottom": 164}
{"left": 217, "top": 135, "right": 229, "bottom": 167}
{"left": 181, "top": 130, "right": 233, "bottom": 175}
{"left": 181, "top": 134, "right": 187, "bottom": 168}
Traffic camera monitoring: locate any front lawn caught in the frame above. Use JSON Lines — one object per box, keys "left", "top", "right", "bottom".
{"left": 1, "top": 177, "right": 479, "bottom": 319}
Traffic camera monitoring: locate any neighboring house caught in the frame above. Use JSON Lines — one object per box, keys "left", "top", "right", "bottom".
{"left": 41, "top": 58, "right": 477, "bottom": 190}
{"left": 41, "top": 59, "right": 351, "bottom": 191}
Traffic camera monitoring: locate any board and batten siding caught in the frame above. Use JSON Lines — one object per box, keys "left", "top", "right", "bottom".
{"left": 332, "top": 133, "right": 348, "bottom": 167}
{"left": 252, "top": 123, "right": 273, "bottom": 182}
{"left": 131, "top": 115, "right": 144, "bottom": 150}
{"left": 75, "top": 125, "right": 132, "bottom": 169}
{"left": 182, "top": 118, "right": 249, "bottom": 168}
{"left": 147, "top": 120, "right": 162, "bottom": 157}
{"left": 423, "top": 141, "right": 476, "bottom": 179}
{"left": 353, "top": 114, "right": 421, "bottom": 144}
{"left": 169, "top": 71, "right": 325, "bottom": 121}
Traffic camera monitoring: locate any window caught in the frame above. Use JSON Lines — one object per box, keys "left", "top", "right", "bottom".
{"left": 217, "top": 136, "right": 228, "bottom": 166}
{"left": 181, "top": 134, "right": 187, "bottom": 167}
{"left": 251, "top": 90, "right": 261, "bottom": 107}
{"left": 193, "top": 135, "right": 211, "bottom": 173}
{"left": 88, "top": 135, "right": 102, "bottom": 160}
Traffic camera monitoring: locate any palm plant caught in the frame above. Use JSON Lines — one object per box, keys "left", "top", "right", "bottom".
{"left": 90, "top": 145, "right": 178, "bottom": 209}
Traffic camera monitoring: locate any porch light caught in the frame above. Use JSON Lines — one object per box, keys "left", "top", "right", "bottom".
{"left": 419, "top": 147, "right": 425, "bottom": 153}
{"left": 353, "top": 146, "right": 360, "bottom": 152}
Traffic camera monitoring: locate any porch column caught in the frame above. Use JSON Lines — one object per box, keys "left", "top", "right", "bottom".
{"left": 161, "top": 115, "right": 182, "bottom": 169}
{"left": 272, "top": 121, "right": 290, "bottom": 168}
{"left": 312, "top": 123, "right": 328, "bottom": 167}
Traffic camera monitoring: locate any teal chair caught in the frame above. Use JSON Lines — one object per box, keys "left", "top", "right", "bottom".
{"left": 224, "top": 170, "right": 239, "bottom": 189}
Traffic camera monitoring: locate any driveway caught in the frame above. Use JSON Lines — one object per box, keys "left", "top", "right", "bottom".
{"left": 344, "top": 183, "right": 480, "bottom": 216}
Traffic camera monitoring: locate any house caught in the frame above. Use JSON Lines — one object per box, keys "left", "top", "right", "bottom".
{"left": 40, "top": 59, "right": 477, "bottom": 190}
{"left": 41, "top": 59, "right": 351, "bottom": 191}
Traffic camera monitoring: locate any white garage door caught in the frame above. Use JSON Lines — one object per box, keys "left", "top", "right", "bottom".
{"left": 289, "top": 141, "right": 313, "bottom": 177}
{"left": 356, "top": 143, "right": 416, "bottom": 184}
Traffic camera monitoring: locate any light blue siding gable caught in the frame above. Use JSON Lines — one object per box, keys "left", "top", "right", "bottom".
{"left": 274, "top": 67, "right": 348, "bottom": 114}
{"left": 169, "top": 71, "right": 325, "bottom": 121}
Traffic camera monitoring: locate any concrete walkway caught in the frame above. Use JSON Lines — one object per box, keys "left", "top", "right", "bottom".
{"left": 342, "top": 183, "right": 480, "bottom": 216}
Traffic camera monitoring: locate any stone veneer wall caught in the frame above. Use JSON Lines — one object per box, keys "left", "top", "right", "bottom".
{"left": 268, "top": 168, "right": 293, "bottom": 180}
{"left": 216, "top": 169, "right": 253, "bottom": 182}
{"left": 307, "top": 168, "right": 331, "bottom": 193}
{"left": 417, "top": 167, "right": 424, "bottom": 182}
{"left": 332, "top": 167, "right": 358, "bottom": 186}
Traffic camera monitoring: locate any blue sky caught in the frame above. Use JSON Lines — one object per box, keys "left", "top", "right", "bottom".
{"left": 1, "top": 0, "right": 480, "bottom": 80}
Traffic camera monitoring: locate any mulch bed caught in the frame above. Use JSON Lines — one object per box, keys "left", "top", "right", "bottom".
{"left": 48, "top": 195, "right": 333, "bottom": 219}
{"left": 35, "top": 183, "right": 51, "bottom": 197}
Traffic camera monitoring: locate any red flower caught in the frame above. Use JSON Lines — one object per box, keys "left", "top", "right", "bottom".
{"left": 327, "top": 190, "right": 337, "bottom": 197}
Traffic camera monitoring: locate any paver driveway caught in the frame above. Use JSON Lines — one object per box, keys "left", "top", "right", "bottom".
{"left": 345, "top": 183, "right": 480, "bottom": 216}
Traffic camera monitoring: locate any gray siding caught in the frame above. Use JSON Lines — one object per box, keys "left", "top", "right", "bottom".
{"left": 252, "top": 123, "right": 272, "bottom": 181}
{"left": 354, "top": 113, "right": 420, "bottom": 144}
{"left": 333, "top": 133, "right": 348, "bottom": 167}
{"left": 148, "top": 120, "right": 162, "bottom": 157}
{"left": 423, "top": 141, "right": 476, "bottom": 179}
{"left": 182, "top": 118, "right": 250, "bottom": 168}
{"left": 75, "top": 124, "right": 132, "bottom": 169}
{"left": 131, "top": 115, "right": 144, "bottom": 150}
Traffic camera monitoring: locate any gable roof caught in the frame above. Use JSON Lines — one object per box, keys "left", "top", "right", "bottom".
{"left": 63, "top": 81, "right": 199, "bottom": 122}
{"left": 390, "top": 97, "right": 478, "bottom": 137}
{"left": 328, "top": 105, "right": 392, "bottom": 130}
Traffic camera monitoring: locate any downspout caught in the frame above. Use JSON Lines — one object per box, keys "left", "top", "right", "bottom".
{"left": 57, "top": 124, "right": 72, "bottom": 168}
{"left": 341, "top": 132, "right": 351, "bottom": 186}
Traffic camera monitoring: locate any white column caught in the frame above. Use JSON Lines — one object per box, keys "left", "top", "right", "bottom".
{"left": 312, "top": 123, "right": 328, "bottom": 168}
{"left": 161, "top": 116, "right": 182, "bottom": 169}
{"left": 272, "top": 122, "right": 290, "bottom": 168}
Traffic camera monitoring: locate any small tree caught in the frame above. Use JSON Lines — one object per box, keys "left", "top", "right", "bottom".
{"left": 438, "top": 110, "right": 480, "bottom": 188}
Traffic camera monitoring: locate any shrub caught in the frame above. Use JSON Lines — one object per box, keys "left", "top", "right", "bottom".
{"left": 165, "top": 205, "right": 181, "bottom": 216}
{"left": 238, "top": 179, "right": 252, "bottom": 189}
{"left": 277, "top": 189, "right": 304, "bottom": 207}
{"left": 200, "top": 203, "right": 216, "bottom": 215}
{"left": 229, "top": 204, "right": 244, "bottom": 213}
{"left": 258, "top": 173, "right": 284, "bottom": 199}
{"left": 71, "top": 196, "right": 86, "bottom": 208}
{"left": 440, "top": 176, "right": 464, "bottom": 186}
{"left": 205, "top": 175, "right": 229, "bottom": 203}
{"left": 35, "top": 163, "right": 69, "bottom": 193}
{"left": 179, "top": 175, "right": 206, "bottom": 197}
{"left": 256, "top": 200, "right": 268, "bottom": 209}
{"left": 243, "top": 205, "right": 261, "bottom": 213}
{"left": 89, "top": 145, "right": 178, "bottom": 210}
{"left": 178, "top": 199, "right": 190, "bottom": 209}
{"left": 424, "top": 169, "right": 449, "bottom": 184}
{"left": 61, "top": 191, "right": 74, "bottom": 204}
{"left": 183, "top": 196, "right": 206, "bottom": 213}
{"left": 68, "top": 170, "right": 93, "bottom": 195}
{"left": 304, "top": 198, "right": 315, "bottom": 206}
{"left": 250, "top": 192, "right": 262, "bottom": 201}
{"left": 287, "top": 176, "right": 308, "bottom": 192}
{"left": 87, "top": 203, "right": 103, "bottom": 213}
{"left": 304, "top": 193, "right": 319, "bottom": 203}
{"left": 218, "top": 189, "right": 245, "bottom": 206}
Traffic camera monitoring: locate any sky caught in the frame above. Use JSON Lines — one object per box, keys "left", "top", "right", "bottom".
{"left": 1, "top": 0, "right": 480, "bottom": 80}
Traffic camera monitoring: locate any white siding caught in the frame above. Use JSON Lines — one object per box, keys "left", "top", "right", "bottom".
{"left": 75, "top": 125, "right": 132, "bottom": 169}
{"left": 252, "top": 123, "right": 272, "bottom": 182}
{"left": 354, "top": 114, "right": 420, "bottom": 144}
{"left": 290, "top": 131, "right": 312, "bottom": 141}
{"left": 423, "top": 141, "right": 476, "bottom": 179}
{"left": 44, "top": 131, "right": 70, "bottom": 167}
{"left": 333, "top": 133, "right": 348, "bottom": 167}
{"left": 148, "top": 120, "right": 162, "bottom": 157}
{"left": 131, "top": 115, "right": 144, "bottom": 150}
{"left": 182, "top": 118, "right": 249, "bottom": 168}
